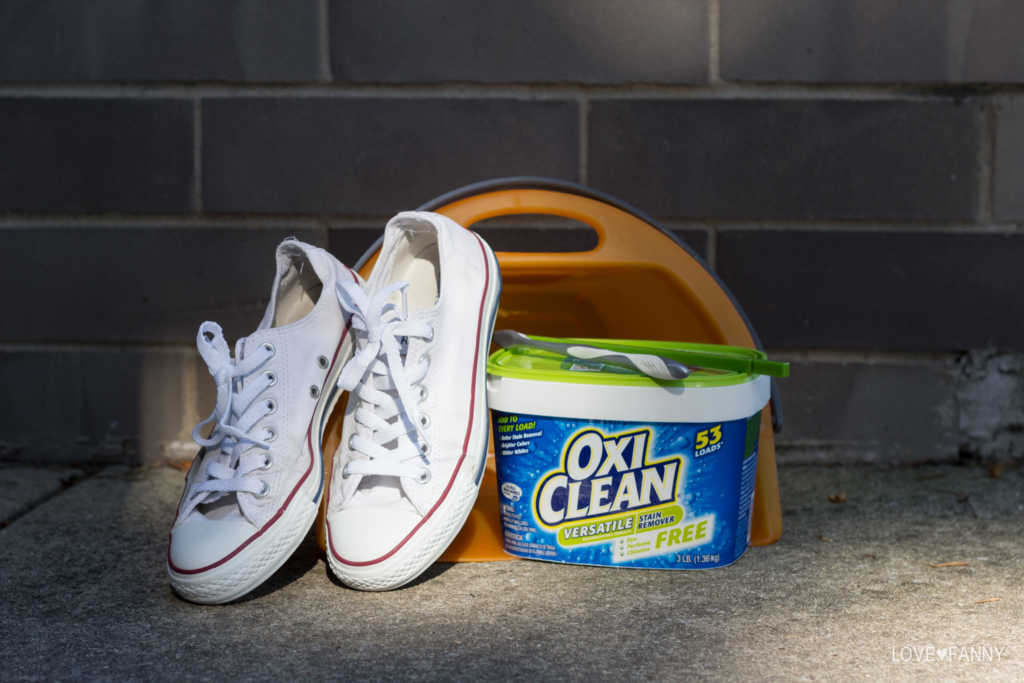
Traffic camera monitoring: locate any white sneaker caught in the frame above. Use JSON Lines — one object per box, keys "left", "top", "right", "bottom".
{"left": 325, "top": 211, "right": 501, "bottom": 591}
{"left": 168, "top": 239, "right": 359, "bottom": 604}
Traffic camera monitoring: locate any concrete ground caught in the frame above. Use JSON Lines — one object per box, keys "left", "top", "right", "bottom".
{"left": 1, "top": 460, "right": 1021, "bottom": 681}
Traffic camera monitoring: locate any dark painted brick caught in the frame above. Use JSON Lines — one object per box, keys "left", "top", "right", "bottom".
{"left": 589, "top": 99, "right": 981, "bottom": 221}
{"left": 994, "top": 98, "right": 1024, "bottom": 221}
{"left": 330, "top": 0, "right": 707, "bottom": 84}
{"left": 0, "top": 349, "right": 195, "bottom": 464}
{"left": 721, "top": 0, "right": 1024, "bottom": 83}
{"left": 203, "top": 98, "right": 579, "bottom": 214}
{"left": 0, "top": 1, "right": 321, "bottom": 82}
{"left": 774, "top": 357, "right": 957, "bottom": 463}
{"left": 327, "top": 227, "right": 386, "bottom": 267}
{"left": 0, "top": 226, "right": 322, "bottom": 344}
{"left": 717, "top": 231, "right": 1024, "bottom": 351}
{"left": 0, "top": 99, "right": 192, "bottom": 213}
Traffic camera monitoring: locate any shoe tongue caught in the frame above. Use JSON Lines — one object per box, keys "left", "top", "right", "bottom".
{"left": 198, "top": 493, "right": 244, "bottom": 521}
{"left": 349, "top": 474, "right": 426, "bottom": 517}
{"left": 403, "top": 308, "right": 437, "bottom": 361}
{"left": 351, "top": 475, "right": 404, "bottom": 505}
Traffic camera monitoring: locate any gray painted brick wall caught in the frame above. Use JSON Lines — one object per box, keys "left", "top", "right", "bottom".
{"left": 0, "top": 0, "right": 325, "bottom": 82}
{"left": 589, "top": 99, "right": 982, "bottom": 220}
{"left": 202, "top": 98, "right": 579, "bottom": 213}
{"left": 330, "top": 0, "right": 708, "bottom": 84}
{"left": 0, "top": 2, "right": 1021, "bottom": 465}
{"left": 721, "top": 0, "right": 1024, "bottom": 84}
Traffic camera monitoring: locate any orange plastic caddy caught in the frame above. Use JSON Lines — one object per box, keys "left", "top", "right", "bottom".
{"left": 316, "top": 178, "right": 783, "bottom": 561}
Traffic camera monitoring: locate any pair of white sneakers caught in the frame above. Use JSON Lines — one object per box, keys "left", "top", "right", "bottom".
{"left": 167, "top": 212, "right": 501, "bottom": 603}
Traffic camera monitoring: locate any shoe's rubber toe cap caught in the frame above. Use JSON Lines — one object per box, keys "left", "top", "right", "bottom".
{"left": 326, "top": 505, "right": 421, "bottom": 565}
{"left": 168, "top": 515, "right": 257, "bottom": 573}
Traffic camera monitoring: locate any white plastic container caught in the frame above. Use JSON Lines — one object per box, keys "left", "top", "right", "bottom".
{"left": 487, "top": 338, "right": 773, "bottom": 569}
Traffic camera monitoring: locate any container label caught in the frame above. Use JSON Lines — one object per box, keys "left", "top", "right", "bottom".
{"left": 492, "top": 410, "right": 760, "bottom": 569}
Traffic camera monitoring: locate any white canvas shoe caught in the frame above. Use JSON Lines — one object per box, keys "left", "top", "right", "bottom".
{"left": 168, "top": 239, "right": 359, "bottom": 604}
{"left": 325, "top": 211, "right": 501, "bottom": 591}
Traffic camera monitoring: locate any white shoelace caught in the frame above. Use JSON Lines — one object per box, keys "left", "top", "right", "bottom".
{"left": 336, "top": 280, "right": 434, "bottom": 483}
{"left": 184, "top": 321, "right": 277, "bottom": 515}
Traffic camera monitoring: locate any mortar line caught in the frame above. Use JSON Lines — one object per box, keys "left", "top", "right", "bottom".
{"left": 0, "top": 82, "right": 1007, "bottom": 101}
{"left": 0, "top": 341, "right": 198, "bottom": 352}
{"left": 3, "top": 215, "right": 1023, "bottom": 233}
{"left": 770, "top": 348, "right": 959, "bottom": 365}
{"left": 711, "top": 222, "right": 1024, "bottom": 234}
{"left": 192, "top": 98, "right": 202, "bottom": 214}
{"left": 5, "top": 215, "right": 1024, "bottom": 233}
{"left": 708, "top": 0, "right": 721, "bottom": 84}
{"left": 317, "top": 0, "right": 332, "bottom": 82}
{"left": 578, "top": 95, "right": 589, "bottom": 185}
{"left": 0, "top": 215, "right": 384, "bottom": 227}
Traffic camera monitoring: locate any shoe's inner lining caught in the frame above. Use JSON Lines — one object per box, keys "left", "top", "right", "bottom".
{"left": 386, "top": 230, "right": 439, "bottom": 313}
{"left": 273, "top": 254, "right": 322, "bottom": 327}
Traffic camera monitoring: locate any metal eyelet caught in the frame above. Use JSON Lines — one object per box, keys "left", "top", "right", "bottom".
{"left": 317, "top": 355, "right": 329, "bottom": 369}
{"left": 310, "top": 385, "right": 320, "bottom": 399}
{"left": 264, "top": 426, "right": 277, "bottom": 443}
{"left": 348, "top": 434, "right": 358, "bottom": 451}
{"left": 264, "top": 371, "right": 277, "bottom": 386}
{"left": 419, "top": 441, "right": 431, "bottom": 457}
{"left": 418, "top": 385, "right": 428, "bottom": 403}
{"left": 265, "top": 399, "right": 277, "bottom": 414}
{"left": 417, "top": 469, "right": 431, "bottom": 484}
{"left": 262, "top": 342, "right": 275, "bottom": 356}
{"left": 259, "top": 453, "right": 273, "bottom": 470}
{"left": 257, "top": 481, "right": 271, "bottom": 497}
{"left": 419, "top": 413, "right": 430, "bottom": 429}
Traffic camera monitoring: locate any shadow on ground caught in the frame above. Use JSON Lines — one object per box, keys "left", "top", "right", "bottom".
{"left": 1, "top": 462, "right": 1021, "bottom": 680}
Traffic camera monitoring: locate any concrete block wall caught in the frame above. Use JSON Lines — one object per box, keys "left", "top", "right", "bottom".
{"left": 1, "top": 1, "right": 1022, "bottom": 465}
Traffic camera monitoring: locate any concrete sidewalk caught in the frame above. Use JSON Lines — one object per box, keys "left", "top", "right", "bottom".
{"left": 1, "top": 461, "right": 1021, "bottom": 681}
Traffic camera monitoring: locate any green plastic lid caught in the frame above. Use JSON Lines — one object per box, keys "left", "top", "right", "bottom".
{"left": 487, "top": 336, "right": 788, "bottom": 389}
